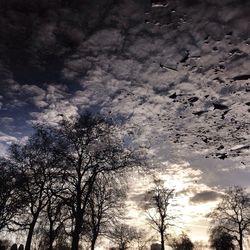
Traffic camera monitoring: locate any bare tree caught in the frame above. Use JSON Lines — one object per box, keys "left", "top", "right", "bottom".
{"left": 209, "top": 186, "right": 250, "bottom": 250}
{"left": 37, "top": 196, "right": 69, "bottom": 250}
{"left": 37, "top": 230, "right": 71, "bottom": 250}
{"left": 133, "top": 229, "right": 152, "bottom": 250}
{"left": 0, "top": 158, "right": 18, "bottom": 231}
{"left": 45, "top": 198, "right": 67, "bottom": 250}
{"left": 49, "top": 113, "right": 142, "bottom": 250}
{"left": 143, "top": 179, "right": 175, "bottom": 250}
{"left": 85, "top": 174, "right": 126, "bottom": 250}
{"left": 9, "top": 129, "right": 58, "bottom": 250}
{"left": 108, "top": 224, "right": 137, "bottom": 250}
{"left": 209, "top": 226, "right": 235, "bottom": 250}
{"left": 0, "top": 112, "right": 143, "bottom": 250}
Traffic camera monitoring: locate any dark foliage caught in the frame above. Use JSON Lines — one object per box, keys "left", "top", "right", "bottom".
{"left": 209, "top": 227, "right": 235, "bottom": 250}
{"left": 209, "top": 186, "right": 250, "bottom": 250}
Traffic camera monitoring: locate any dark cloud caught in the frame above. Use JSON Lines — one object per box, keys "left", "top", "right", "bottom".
{"left": 0, "top": 0, "right": 249, "bottom": 165}
{"left": 190, "top": 190, "right": 221, "bottom": 204}
{"left": 0, "top": 0, "right": 122, "bottom": 83}
{"left": 130, "top": 193, "right": 146, "bottom": 203}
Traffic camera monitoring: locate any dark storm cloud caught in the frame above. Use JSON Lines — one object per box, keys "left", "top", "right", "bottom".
{"left": 0, "top": 81, "right": 46, "bottom": 109}
{"left": 190, "top": 190, "right": 221, "bottom": 204}
{"left": 0, "top": 0, "right": 130, "bottom": 83}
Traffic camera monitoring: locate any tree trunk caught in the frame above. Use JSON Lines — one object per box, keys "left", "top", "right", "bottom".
{"left": 71, "top": 234, "right": 80, "bottom": 250}
{"left": 25, "top": 217, "right": 38, "bottom": 250}
{"left": 71, "top": 219, "right": 82, "bottom": 250}
{"left": 237, "top": 225, "right": 244, "bottom": 250}
{"left": 48, "top": 223, "right": 54, "bottom": 250}
{"left": 120, "top": 242, "right": 126, "bottom": 250}
{"left": 90, "top": 236, "right": 97, "bottom": 250}
{"left": 71, "top": 172, "right": 96, "bottom": 250}
{"left": 239, "top": 232, "right": 243, "bottom": 250}
{"left": 160, "top": 230, "right": 165, "bottom": 250}
{"left": 90, "top": 226, "right": 99, "bottom": 250}
{"left": 48, "top": 238, "right": 53, "bottom": 250}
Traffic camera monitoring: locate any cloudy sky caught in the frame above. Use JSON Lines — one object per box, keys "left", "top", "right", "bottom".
{"left": 0, "top": 0, "right": 250, "bottom": 245}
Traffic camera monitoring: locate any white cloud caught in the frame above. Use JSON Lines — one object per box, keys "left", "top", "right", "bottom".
{"left": 0, "top": 132, "right": 18, "bottom": 144}
{"left": 0, "top": 143, "right": 8, "bottom": 157}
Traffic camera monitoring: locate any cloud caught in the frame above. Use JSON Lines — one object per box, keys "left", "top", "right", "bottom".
{"left": 190, "top": 190, "right": 221, "bottom": 204}
{"left": 0, "top": 143, "right": 8, "bottom": 157}
{"left": 0, "top": 81, "right": 47, "bottom": 109}
{"left": 30, "top": 100, "right": 78, "bottom": 126}
{"left": 21, "top": 84, "right": 47, "bottom": 108}
{"left": 0, "top": 117, "right": 14, "bottom": 127}
{"left": 0, "top": 0, "right": 249, "bottom": 165}
{"left": 0, "top": 132, "right": 18, "bottom": 144}
{"left": 57, "top": 0, "right": 250, "bottom": 161}
{"left": 80, "top": 29, "right": 124, "bottom": 54}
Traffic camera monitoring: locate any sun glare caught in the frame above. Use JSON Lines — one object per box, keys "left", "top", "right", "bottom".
{"left": 125, "top": 162, "right": 220, "bottom": 243}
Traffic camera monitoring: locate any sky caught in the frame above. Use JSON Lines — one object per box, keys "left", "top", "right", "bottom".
{"left": 0, "top": 0, "right": 250, "bottom": 247}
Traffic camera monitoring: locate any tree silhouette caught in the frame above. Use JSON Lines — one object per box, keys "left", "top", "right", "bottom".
{"left": 47, "top": 113, "right": 142, "bottom": 250}
{"left": 85, "top": 174, "right": 126, "bottom": 250}
{"left": 45, "top": 198, "right": 68, "bottom": 250}
{"left": 9, "top": 129, "right": 58, "bottom": 250}
{"left": 209, "top": 186, "right": 250, "bottom": 250}
{"left": 0, "top": 112, "right": 143, "bottom": 250}
{"left": 0, "top": 158, "right": 18, "bottom": 231}
{"left": 37, "top": 196, "right": 69, "bottom": 250}
{"left": 133, "top": 229, "right": 152, "bottom": 250}
{"left": 143, "top": 179, "right": 175, "bottom": 250}
{"left": 108, "top": 224, "right": 137, "bottom": 250}
{"left": 169, "top": 233, "right": 194, "bottom": 250}
{"left": 209, "top": 226, "right": 235, "bottom": 250}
